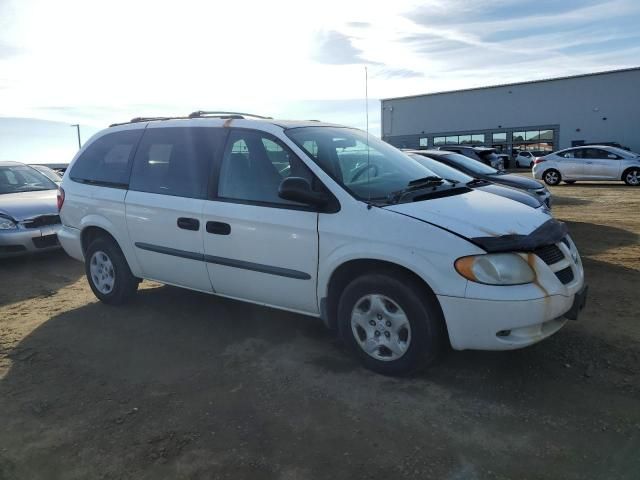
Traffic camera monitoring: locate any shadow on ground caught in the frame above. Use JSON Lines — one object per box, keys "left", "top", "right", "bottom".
{"left": 0, "top": 251, "right": 83, "bottom": 306}
{"left": 564, "top": 221, "right": 639, "bottom": 257}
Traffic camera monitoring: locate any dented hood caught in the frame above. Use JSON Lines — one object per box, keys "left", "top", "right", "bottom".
{"left": 0, "top": 189, "right": 58, "bottom": 221}
{"left": 384, "top": 189, "right": 554, "bottom": 243}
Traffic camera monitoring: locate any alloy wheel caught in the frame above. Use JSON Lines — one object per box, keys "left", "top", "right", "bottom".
{"left": 545, "top": 171, "right": 559, "bottom": 185}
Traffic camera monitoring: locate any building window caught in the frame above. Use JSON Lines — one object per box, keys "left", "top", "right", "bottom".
{"left": 433, "top": 136, "right": 446, "bottom": 146}
{"left": 539, "top": 129, "right": 553, "bottom": 140}
{"left": 513, "top": 131, "right": 526, "bottom": 142}
{"left": 492, "top": 132, "right": 506, "bottom": 143}
{"left": 445, "top": 135, "right": 458, "bottom": 144}
{"left": 471, "top": 134, "right": 485, "bottom": 144}
{"left": 419, "top": 137, "right": 428, "bottom": 148}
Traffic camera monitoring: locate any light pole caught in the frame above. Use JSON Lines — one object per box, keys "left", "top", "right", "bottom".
{"left": 70, "top": 124, "right": 81, "bottom": 149}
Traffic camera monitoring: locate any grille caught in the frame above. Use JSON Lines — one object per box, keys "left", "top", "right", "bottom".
{"left": 533, "top": 244, "right": 564, "bottom": 265}
{"left": 555, "top": 266, "right": 575, "bottom": 285}
{"left": 23, "top": 215, "right": 61, "bottom": 229}
{"left": 32, "top": 234, "right": 59, "bottom": 249}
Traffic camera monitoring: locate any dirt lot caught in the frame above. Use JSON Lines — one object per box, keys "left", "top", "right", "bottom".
{"left": 1, "top": 180, "right": 639, "bottom": 480}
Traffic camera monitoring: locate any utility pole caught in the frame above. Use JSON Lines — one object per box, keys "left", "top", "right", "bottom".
{"left": 70, "top": 124, "right": 81, "bottom": 149}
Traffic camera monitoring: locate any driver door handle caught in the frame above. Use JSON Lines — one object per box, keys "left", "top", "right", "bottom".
{"left": 177, "top": 217, "right": 200, "bottom": 231}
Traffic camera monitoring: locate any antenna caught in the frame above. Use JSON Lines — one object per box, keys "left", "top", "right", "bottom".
{"left": 365, "top": 65, "right": 371, "bottom": 207}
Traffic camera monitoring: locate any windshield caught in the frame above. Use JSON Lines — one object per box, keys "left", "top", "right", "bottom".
{"left": 408, "top": 154, "right": 473, "bottom": 183}
{"left": 286, "top": 127, "right": 448, "bottom": 201}
{"left": 440, "top": 152, "right": 498, "bottom": 175}
{"left": 0, "top": 165, "right": 58, "bottom": 194}
{"left": 608, "top": 146, "right": 639, "bottom": 158}
{"left": 30, "top": 165, "right": 62, "bottom": 183}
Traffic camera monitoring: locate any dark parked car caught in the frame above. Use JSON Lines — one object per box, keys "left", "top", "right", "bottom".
{"left": 404, "top": 151, "right": 550, "bottom": 214}
{"left": 412, "top": 150, "right": 551, "bottom": 207}
{"left": 436, "top": 145, "right": 504, "bottom": 169}
{"left": 29, "top": 164, "right": 63, "bottom": 185}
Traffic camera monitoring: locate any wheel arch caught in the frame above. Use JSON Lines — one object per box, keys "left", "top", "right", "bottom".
{"left": 78, "top": 216, "right": 142, "bottom": 277}
{"left": 321, "top": 259, "right": 448, "bottom": 341}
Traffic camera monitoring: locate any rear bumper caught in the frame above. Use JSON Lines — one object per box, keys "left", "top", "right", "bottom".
{"left": 0, "top": 224, "right": 61, "bottom": 258}
{"left": 438, "top": 293, "right": 578, "bottom": 351}
{"left": 57, "top": 225, "right": 84, "bottom": 261}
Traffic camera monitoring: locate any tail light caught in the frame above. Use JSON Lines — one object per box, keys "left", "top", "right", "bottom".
{"left": 533, "top": 158, "right": 546, "bottom": 165}
{"left": 57, "top": 187, "right": 65, "bottom": 211}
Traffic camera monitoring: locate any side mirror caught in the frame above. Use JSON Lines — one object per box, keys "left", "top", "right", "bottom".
{"left": 278, "top": 177, "right": 328, "bottom": 207}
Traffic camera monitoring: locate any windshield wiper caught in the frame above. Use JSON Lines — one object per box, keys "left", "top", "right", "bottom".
{"left": 466, "top": 178, "right": 489, "bottom": 186}
{"left": 387, "top": 176, "right": 445, "bottom": 204}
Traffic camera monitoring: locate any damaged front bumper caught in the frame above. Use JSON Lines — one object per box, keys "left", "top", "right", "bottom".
{"left": 440, "top": 220, "right": 586, "bottom": 351}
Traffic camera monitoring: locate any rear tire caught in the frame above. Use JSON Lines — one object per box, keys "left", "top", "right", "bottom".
{"left": 85, "top": 236, "right": 138, "bottom": 305}
{"left": 623, "top": 168, "right": 640, "bottom": 186}
{"left": 515, "top": 160, "right": 520, "bottom": 168}
{"left": 543, "top": 169, "right": 561, "bottom": 186}
{"left": 337, "top": 273, "right": 445, "bottom": 375}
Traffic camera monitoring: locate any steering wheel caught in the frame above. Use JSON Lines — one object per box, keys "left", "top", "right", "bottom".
{"left": 350, "top": 163, "right": 378, "bottom": 183}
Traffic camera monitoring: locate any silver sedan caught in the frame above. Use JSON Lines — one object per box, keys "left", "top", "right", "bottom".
{"left": 533, "top": 146, "right": 640, "bottom": 186}
{"left": 0, "top": 162, "right": 62, "bottom": 257}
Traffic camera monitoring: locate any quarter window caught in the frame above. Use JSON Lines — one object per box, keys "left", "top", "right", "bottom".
{"left": 218, "top": 130, "right": 313, "bottom": 206}
{"left": 129, "top": 127, "right": 222, "bottom": 198}
{"left": 419, "top": 137, "right": 428, "bottom": 148}
{"left": 70, "top": 130, "right": 142, "bottom": 186}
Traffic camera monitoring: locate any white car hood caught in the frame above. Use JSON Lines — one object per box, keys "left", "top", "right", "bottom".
{"left": 384, "top": 189, "right": 549, "bottom": 239}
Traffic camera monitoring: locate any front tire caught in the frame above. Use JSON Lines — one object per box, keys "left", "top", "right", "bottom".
{"left": 623, "top": 168, "right": 640, "bottom": 186}
{"left": 543, "top": 169, "right": 561, "bottom": 186}
{"left": 337, "top": 273, "right": 445, "bottom": 375}
{"left": 85, "top": 236, "right": 138, "bottom": 305}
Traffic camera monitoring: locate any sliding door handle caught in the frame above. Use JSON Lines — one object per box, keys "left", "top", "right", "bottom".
{"left": 206, "top": 221, "right": 231, "bottom": 235}
{"left": 177, "top": 217, "right": 200, "bottom": 231}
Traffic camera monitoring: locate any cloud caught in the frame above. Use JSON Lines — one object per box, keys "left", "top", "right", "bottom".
{"left": 312, "top": 30, "right": 378, "bottom": 65}
{"left": 0, "top": 42, "right": 22, "bottom": 59}
{"left": 346, "top": 21, "right": 370, "bottom": 28}
{"left": 372, "top": 68, "right": 424, "bottom": 79}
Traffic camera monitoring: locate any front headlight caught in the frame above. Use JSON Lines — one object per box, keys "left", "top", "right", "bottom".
{"left": 455, "top": 253, "right": 536, "bottom": 285}
{"left": 0, "top": 217, "right": 17, "bottom": 230}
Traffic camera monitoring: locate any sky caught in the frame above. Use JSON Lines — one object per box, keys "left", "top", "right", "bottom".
{"left": 1, "top": 0, "right": 640, "bottom": 163}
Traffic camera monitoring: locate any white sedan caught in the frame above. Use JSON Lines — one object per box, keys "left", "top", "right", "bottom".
{"left": 533, "top": 145, "right": 640, "bottom": 186}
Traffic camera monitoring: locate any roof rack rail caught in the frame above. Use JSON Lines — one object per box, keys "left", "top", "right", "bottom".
{"left": 188, "top": 111, "right": 272, "bottom": 120}
{"left": 109, "top": 116, "right": 187, "bottom": 127}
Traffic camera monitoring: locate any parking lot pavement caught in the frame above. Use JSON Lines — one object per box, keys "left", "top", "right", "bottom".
{"left": 1, "top": 183, "right": 639, "bottom": 479}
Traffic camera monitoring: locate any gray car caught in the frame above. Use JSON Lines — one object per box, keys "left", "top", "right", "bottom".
{"left": 533, "top": 145, "right": 640, "bottom": 186}
{"left": 0, "top": 161, "right": 62, "bottom": 257}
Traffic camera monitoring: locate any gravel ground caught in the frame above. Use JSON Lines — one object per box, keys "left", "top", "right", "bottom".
{"left": 1, "top": 180, "right": 639, "bottom": 479}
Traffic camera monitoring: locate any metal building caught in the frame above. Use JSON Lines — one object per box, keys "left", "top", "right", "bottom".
{"left": 381, "top": 67, "right": 640, "bottom": 156}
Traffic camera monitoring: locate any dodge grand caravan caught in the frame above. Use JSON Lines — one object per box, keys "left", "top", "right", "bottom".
{"left": 57, "top": 112, "right": 587, "bottom": 375}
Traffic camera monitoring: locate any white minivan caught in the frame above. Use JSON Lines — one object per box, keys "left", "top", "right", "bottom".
{"left": 57, "top": 112, "right": 587, "bottom": 375}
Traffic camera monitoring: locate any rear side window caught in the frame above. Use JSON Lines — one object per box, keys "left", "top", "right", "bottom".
{"left": 129, "top": 127, "right": 223, "bottom": 199}
{"left": 70, "top": 129, "right": 142, "bottom": 186}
